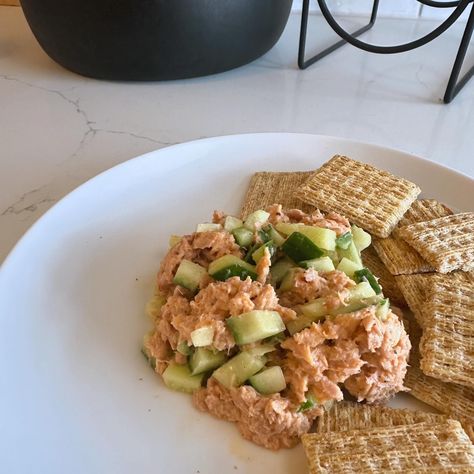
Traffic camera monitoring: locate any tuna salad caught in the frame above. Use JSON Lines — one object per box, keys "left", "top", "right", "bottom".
{"left": 142, "top": 204, "right": 411, "bottom": 450}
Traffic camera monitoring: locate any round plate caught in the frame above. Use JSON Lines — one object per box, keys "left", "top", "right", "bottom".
{"left": 1, "top": 134, "right": 472, "bottom": 474}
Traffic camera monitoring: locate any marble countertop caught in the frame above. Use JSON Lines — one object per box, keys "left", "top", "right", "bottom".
{"left": 1, "top": 7, "right": 473, "bottom": 262}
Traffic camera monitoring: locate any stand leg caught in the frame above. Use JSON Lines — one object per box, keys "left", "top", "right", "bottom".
{"left": 444, "top": 3, "right": 474, "bottom": 103}
{"left": 298, "top": 0, "right": 379, "bottom": 69}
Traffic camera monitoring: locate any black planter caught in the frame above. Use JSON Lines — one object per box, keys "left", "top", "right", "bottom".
{"left": 20, "top": 0, "right": 293, "bottom": 81}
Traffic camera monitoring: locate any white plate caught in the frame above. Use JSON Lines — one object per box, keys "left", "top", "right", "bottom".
{"left": 1, "top": 134, "right": 472, "bottom": 474}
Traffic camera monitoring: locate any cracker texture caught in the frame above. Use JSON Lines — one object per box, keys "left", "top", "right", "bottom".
{"left": 398, "top": 212, "right": 474, "bottom": 273}
{"left": 302, "top": 420, "right": 474, "bottom": 473}
{"left": 295, "top": 155, "right": 420, "bottom": 238}
{"left": 240, "top": 171, "right": 313, "bottom": 218}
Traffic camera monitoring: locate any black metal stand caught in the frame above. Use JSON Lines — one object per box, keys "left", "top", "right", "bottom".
{"left": 298, "top": 0, "right": 474, "bottom": 103}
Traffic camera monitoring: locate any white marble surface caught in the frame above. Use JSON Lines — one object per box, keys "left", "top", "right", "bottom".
{"left": 1, "top": 6, "right": 473, "bottom": 263}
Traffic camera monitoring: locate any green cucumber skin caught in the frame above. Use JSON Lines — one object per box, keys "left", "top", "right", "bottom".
{"left": 173, "top": 259, "right": 207, "bottom": 292}
{"left": 189, "top": 348, "right": 227, "bottom": 375}
{"left": 212, "top": 352, "right": 266, "bottom": 388}
{"left": 354, "top": 268, "right": 382, "bottom": 294}
{"left": 227, "top": 310, "right": 285, "bottom": 345}
{"left": 208, "top": 255, "right": 257, "bottom": 282}
{"left": 211, "top": 264, "right": 257, "bottom": 282}
{"left": 282, "top": 232, "right": 324, "bottom": 262}
{"left": 251, "top": 241, "right": 276, "bottom": 264}
{"left": 232, "top": 227, "right": 254, "bottom": 248}
{"left": 335, "top": 231, "right": 352, "bottom": 250}
{"left": 162, "top": 363, "right": 204, "bottom": 393}
{"left": 249, "top": 366, "right": 287, "bottom": 394}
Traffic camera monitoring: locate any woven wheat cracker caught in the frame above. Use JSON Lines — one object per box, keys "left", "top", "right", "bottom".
{"left": 419, "top": 279, "right": 474, "bottom": 389}
{"left": 362, "top": 246, "right": 406, "bottom": 307}
{"left": 302, "top": 420, "right": 474, "bottom": 474}
{"left": 240, "top": 171, "right": 314, "bottom": 218}
{"left": 373, "top": 199, "right": 453, "bottom": 275}
{"left": 398, "top": 212, "right": 474, "bottom": 273}
{"left": 295, "top": 155, "right": 420, "bottom": 238}
{"left": 405, "top": 316, "right": 474, "bottom": 443}
{"left": 315, "top": 401, "right": 447, "bottom": 433}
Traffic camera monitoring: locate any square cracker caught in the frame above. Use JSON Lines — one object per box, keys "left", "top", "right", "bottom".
{"left": 315, "top": 401, "right": 447, "bottom": 434}
{"left": 361, "top": 246, "right": 406, "bottom": 307}
{"left": 302, "top": 420, "right": 474, "bottom": 473}
{"left": 372, "top": 199, "right": 453, "bottom": 275}
{"left": 405, "top": 316, "right": 474, "bottom": 443}
{"left": 419, "top": 279, "right": 474, "bottom": 389}
{"left": 240, "top": 171, "right": 314, "bottom": 218}
{"left": 295, "top": 155, "right": 421, "bottom": 238}
{"left": 398, "top": 212, "right": 474, "bottom": 273}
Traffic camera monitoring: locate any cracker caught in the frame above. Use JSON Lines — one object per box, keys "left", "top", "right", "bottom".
{"left": 240, "top": 171, "right": 314, "bottom": 218}
{"left": 315, "top": 401, "right": 447, "bottom": 433}
{"left": 373, "top": 199, "right": 453, "bottom": 275}
{"left": 398, "top": 212, "right": 474, "bottom": 273}
{"left": 362, "top": 246, "right": 406, "bottom": 307}
{"left": 405, "top": 317, "right": 474, "bottom": 443}
{"left": 419, "top": 279, "right": 474, "bottom": 389}
{"left": 295, "top": 155, "right": 421, "bottom": 238}
{"left": 302, "top": 420, "right": 474, "bottom": 473}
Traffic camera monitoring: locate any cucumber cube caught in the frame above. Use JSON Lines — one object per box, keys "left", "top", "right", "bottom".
{"left": 267, "top": 226, "right": 286, "bottom": 247}
{"left": 173, "top": 259, "right": 207, "bottom": 292}
{"left": 249, "top": 366, "right": 286, "bottom": 394}
{"left": 376, "top": 298, "right": 390, "bottom": 320}
{"left": 162, "top": 363, "right": 204, "bottom": 393}
{"left": 141, "top": 332, "right": 157, "bottom": 370}
{"left": 190, "top": 326, "right": 214, "bottom": 347}
{"left": 251, "top": 241, "right": 276, "bottom": 263}
{"left": 299, "top": 256, "right": 335, "bottom": 272}
{"left": 282, "top": 232, "right": 324, "bottom": 262}
{"left": 336, "top": 257, "right": 364, "bottom": 278}
{"left": 335, "top": 231, "right": 352, "bottom": 250}
{"left": 337, "top": 241, "right": 362, "bottom": 267}
{"left": 352, "top": 225, "right": 372, "bottom": 251}
{"left": 208, "top": 255, "right": 257, "bottom": 282}
{"left": 189, "top": 347, "right": 227, "bottom": 375}
{"left": 354, "top": 268, "right": 382, "bottom": 294}
{"left": 244, "top": 210, "right": 270, "bottom": 231}
{"left": 227, "top": 310, "right": 285, "bottom": 345}
{"left": 270, "top": 258, "right": 295, "bottom": 286}
{"left": 212, "top": 351, "right": 266, "bottom": 388}
{"left": 275, "top": 222, "right": 303, "bottom": 235}
{"left": 232, "top": 227, "right": 254, "bottom": 248}
{"left": 224, "top": 216, "right": 243, "bottom": 232}
{"left": 299, "top": 226, "right": 337, "bottom": 251}
{"left": 177, "top": 341, "right": 193, "bottom": 356}
{"left": 196, "top": 223, "right": 222, "bottom": 232}
{"left": 279, "top": 268, "right": 298, "bottom": 292}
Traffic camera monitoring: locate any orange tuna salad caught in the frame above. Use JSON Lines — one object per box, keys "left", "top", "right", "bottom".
{"left": 142, "top": 204, "right": 411, "bottom": 450}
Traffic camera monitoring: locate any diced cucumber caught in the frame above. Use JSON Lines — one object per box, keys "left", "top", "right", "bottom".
{"left": 298, "top": 226, "right": 337, "bottom": 251}
{"left": 190, "top": 326, "right": 214, "bottom": 347}
{"left": 279, "top": 268, "right": 298, "bottom": 292}
{"left": 264, "top": 332, "right": 287, "bottom": 346}
{"left": 246, "top": 344, "right": 276, "bottom": 357}
{"left": 173, "top": 259, "right": 207, "bottom": 292}
{"left": 208, "top": 255, "right": 257, "bottom": 281}
{"left": 189, "top": 347, "right": 227, "bottom": 375}
{"left": 258, "top": 228, "right": 272, "bottom": 244}
{"left": 196, "top": 223, "right": 222, "bottom": 233}
{"left": 299, "top": 256, "right": 335, "bottom": 272}
{"left": 162, "top": 363, "right": 204, "bottom": 393}
{"left": 297, "top": 393, "right": 317, "bottom": 412}
{"left": 348, "top": 281, "right": 377, "bottom": 301}
{"left": 232, "top": 227, "right": 254, "bottom": 248}
{"left": 337, "top": 241, "right": 362, "bottom": 267}
{"left": 270, "top": 258, "right": 295, "bottom": 287}
{"left": 282, "top": 232, "right": 324, "bottom": 262}
{"left": 244, "top": 210, "right": 270, "bottom": 231}
{"left": 212, "top": 351, "right": 266, "bottom": 388}
{"left": 141, "top": 332, "right": 157, "bottom": 370}
{"left": 252, "top": 241, "right": 276, "bottom": 263}
{"left": 224, "top": 216, "right": 243, "bottom": 233}
{"left": 376, "top": 298, "right": 390, "bottom": 320}
{"left": 169, "top": 235, "right": 182, "bottom": 248}
{"left": 249, "top": 366, "right": 286, "bottom": 394}
{"left": 227, "top": 310, "right": 285, "bottom": 345}
{"left": 337, "top": 295, "right": 382, "bottom": 314}
{"left": 177, "top": 341, "right": 193, "bottom": 356}
{"left": 286, "top": 313, "right": 319, "bottom": 336}
{"left": 335, "top": 231, "right": 352, "bottom": 250}
{"left": 336, "top": 257, "right": 364, "bottom": 278}
{"left": 275, "top": 222, "right": 303, "bottom": 235}
{"left": 145, "top": 292, "right": 166, "bottom": 321}
{"left": 352, "top": 225, "right": 372, "bottom": 251}
{"left": 267, "top": 226, "right": 286, "bottom": 247}
{"left": 354, "top": 268, "right": 382, "bottom": 295}
{"left": 299, "top": 297, "right": 327, "bottom": 319}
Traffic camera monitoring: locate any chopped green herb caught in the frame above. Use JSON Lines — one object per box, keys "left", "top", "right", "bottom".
{"left": 297, "top": 393, "right": 317, "bottom": 412}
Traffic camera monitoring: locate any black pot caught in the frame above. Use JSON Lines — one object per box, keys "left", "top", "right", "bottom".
{"left": 20, "top": 0, "right": 292, "bottom": 80}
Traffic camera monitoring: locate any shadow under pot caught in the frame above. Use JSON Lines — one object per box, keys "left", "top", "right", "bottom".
{"left": 19, "top": 0, "right": 293, "bottom": 81}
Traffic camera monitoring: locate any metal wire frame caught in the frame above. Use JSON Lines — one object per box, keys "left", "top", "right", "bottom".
{"left": 298, "top": 0, "right": 474, "bottom": 102}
